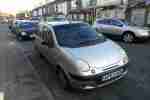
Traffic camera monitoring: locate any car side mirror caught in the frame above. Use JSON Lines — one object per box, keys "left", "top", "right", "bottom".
{"left": 42, "top": 40, "right": 54, "bottom": 48}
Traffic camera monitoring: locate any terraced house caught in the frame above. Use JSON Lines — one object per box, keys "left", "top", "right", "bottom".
{"left": 31, "top": 0, "right": 128, "bottom": 24}
{"left": 126, "top": 0, "right": 150, "bottom": 26}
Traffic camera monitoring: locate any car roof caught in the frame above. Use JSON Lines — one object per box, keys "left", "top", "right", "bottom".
{"left": 47, "top": 21, "right": 84, "bottom": 26}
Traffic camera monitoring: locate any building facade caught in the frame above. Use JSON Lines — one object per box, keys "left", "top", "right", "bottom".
{"left": 126, "top": 0, "right": 150, "bottom": 26}
{"left": 31, "top": 0, "right": 128, "bottom": 24}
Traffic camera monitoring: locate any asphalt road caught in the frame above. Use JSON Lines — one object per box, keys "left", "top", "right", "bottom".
{"left": 2, "top": 23, "right": 150, "bottom": 100}
{"left": 0, "top": 24, "right": 54, "bottom": 100}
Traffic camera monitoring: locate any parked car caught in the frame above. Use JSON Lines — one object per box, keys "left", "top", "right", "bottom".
{"left": 12, "top": 20, "right": 37, "bottom": 40}
{"left": 0, "top": 17, "right": 8, "bottom": 24}
{"left": 10, "top": 19, "right": 24, "bottom": 33}
{"left": 93, "top": 18, "right": 150, "bottom": 43}
{"left": 34, "top": 21, "right": 129, "bottom": 90}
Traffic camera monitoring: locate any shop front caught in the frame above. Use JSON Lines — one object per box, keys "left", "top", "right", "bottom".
{"left": 68, "top": 7, "right": 96, "bottom": 24}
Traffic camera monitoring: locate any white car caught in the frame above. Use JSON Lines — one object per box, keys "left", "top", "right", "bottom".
{"left": 34, "top": 20, "right": 129, "bottom": 90}
{"left": 93, "top": 18, "right": 150, "bottom": 43}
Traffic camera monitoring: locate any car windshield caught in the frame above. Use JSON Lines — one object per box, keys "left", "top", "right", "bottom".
{"left": 20, "top": 22, "right": 37, "bottom": 28}
{"left": 120, "top": 19, "right": 137, "bottom": 26}
{"left": 120, "top": 19, "right": 129, "bottom": 26}
{"left": 53, "top": 23, "right": 106, "bottom": 48}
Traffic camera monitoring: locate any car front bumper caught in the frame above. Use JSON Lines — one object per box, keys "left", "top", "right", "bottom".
{"left": 18, "top": 32, "right": 34, "bottom": 39}
{"left": 68, "top": 64, "right": 129, "bottom": 90}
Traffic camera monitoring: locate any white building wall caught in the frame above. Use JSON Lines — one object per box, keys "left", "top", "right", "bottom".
{"left": 38, "top": 8, "right": 43, "bottom": 16}
{"left": 57, "top": 2, "right": 67, "bottom": 15}
{"left": 71, "top": 0, "right": 77, "bottom": 10}
{"left": 131, "top": 8, "right": 146, "bottom": 26}
{"left": 97, "top": 0, "right": 122, "bottom": 6}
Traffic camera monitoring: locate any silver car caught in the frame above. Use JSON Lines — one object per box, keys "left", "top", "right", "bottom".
{"left": 34, "top": 21, "right": 129, "bottom": 90}
{"left": 93, "top": 18, "right": 150, "bottom": 43}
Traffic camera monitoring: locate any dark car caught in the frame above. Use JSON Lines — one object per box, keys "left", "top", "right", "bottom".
{"left": 15, "top": 21, "right": 37, "bottom": 40}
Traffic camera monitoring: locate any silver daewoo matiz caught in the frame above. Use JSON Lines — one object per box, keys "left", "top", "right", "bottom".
{"left": 34, "top": 21, "right": 129, "bottom": 90}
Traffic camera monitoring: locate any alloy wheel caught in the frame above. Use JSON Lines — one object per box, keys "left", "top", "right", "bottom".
{"left": 123, "top": 33, "right": 135, "bottom": 43}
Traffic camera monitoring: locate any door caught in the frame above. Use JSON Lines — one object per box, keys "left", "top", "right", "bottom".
{"left": 109, "top": 19, "right": 123, "bottom": 36}
{"left": 42, "top": 27, "right": 59, "bottom": 65}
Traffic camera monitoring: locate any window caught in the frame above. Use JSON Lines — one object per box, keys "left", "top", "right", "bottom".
{"left": 53, "top": 23, "right": 106, "bottom": 48}
{"left": 42, "top": 27, "right": 53, "bottom": 44}
{"left": 97, "top": 19, "right": 109, "bottom": 25}
{"left": 97, "top": 20, "right": 105, "bottom": 24}
{"left": 110, "top": 19, "right": 123, "bottom": 27}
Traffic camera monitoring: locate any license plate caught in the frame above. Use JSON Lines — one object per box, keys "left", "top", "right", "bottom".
{"left": 102, "top": 68, "right": 124, "bottom": 81}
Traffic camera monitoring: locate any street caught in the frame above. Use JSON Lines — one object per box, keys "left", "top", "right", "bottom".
{"left": 0, "top": 23, "right": 54, "bottom": 100}
{"left": 1, "top": 23, "right": 150, "bottom": 100}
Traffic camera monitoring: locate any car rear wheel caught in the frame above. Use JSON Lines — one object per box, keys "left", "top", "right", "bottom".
{"left": 123, "top": 33, "right": 135, "bottom": 43}
{"left": 57, "top": 69, "right": 70, "bottom": 89}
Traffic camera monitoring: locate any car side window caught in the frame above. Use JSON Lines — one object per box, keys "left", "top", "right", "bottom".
{"left": 97, "top": 20, "right": 105, "bottom": 24}
{"left": 110, "top": 20, "right": 123, "bottom": 27}
{"left": 42, "top": 27, "right": 53, "bottom": 45}
{"left": 105, "top": 19, "right": 111, "bottom": 25}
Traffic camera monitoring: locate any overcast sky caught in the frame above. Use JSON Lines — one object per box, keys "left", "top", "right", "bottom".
{"left": 0, "top": 0, "right": 53, "bottom": 14}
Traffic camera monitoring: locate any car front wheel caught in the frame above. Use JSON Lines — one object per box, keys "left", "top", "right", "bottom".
{"left": 123, "top": 33, "right": 135, "bottom": 43}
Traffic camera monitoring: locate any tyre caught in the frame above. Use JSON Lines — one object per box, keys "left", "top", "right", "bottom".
{"left": 122, "top": 32, "right": 135, "bottom": 43}
{"left": 57, "top": 69, "right": 70, "bottom": 89}
{"left": 17, "top": 35, "right": 23, "bottom": 41}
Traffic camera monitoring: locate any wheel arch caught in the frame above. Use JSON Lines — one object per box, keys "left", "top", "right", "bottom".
{"left": 123, "top": 31, "right": 135, "bottom": 37}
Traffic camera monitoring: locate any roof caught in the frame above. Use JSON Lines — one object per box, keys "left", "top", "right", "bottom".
{"left": 47, "top": 21, "right": 84, "bottom": 26}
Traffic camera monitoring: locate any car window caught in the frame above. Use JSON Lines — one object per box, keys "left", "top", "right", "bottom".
{"left": 105, "top": 19, "right": 112, "bottom": 25}
{"left": 97, "top": 20, "right": 105, "bottom": 24}
{"left": 110, "top": 19, "right": 123, "bottom": 27}
{"left": 41, "top": 27, "right": 53, "bottom": 43}
{"left": 97, "top": 19, "right": 110, "bottom": 25}
{"left": 53, "top": 23, "right": 106, "bottom": 48}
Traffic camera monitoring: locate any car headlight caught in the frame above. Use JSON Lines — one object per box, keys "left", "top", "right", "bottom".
{"left": 77, "top": 60, "right": 90, "bottom": 72}
{"left": 118, "top": 56, "right": 128, "bottom": 66}
{"left": 142, "top": 31, "right": 149, "bottom": 36}
{"left": 138, "top": 30, "right": 149, "bottom": 36}
{"left": 21, "top": 32, "right": 27, "bottom": 36}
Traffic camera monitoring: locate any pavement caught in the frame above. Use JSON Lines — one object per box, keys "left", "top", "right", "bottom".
{"left": 1, "top": 23, "right": 150, "bottom": 100}
{"left": 0, "top": 24, "right": 55, "bottom": 100}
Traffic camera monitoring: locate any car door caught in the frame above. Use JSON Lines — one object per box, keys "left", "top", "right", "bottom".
{"left": 100, "top": 19, "right": 114, "bottom": 35}
{"left": 95, "top": 19, "right": 105, "bottom": 33}
{"left": 42, "top": 27, "right": 59, "bottom": 65}
{"left": 109, "top": 19, "right": 124, "bottom": 36}
{"left": 34, "top": 24, "right": 47, "bottom": 57}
